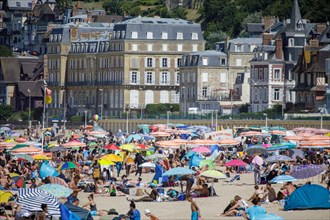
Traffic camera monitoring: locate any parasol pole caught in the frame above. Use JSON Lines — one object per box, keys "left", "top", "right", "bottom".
{"left": 41, "top": 81, "right": 47, "bottom": 153}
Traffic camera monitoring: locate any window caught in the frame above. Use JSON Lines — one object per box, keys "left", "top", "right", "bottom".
{"left": 192, "top": 33, "right": 198, "bottom": 40}
{"left": 235, "top": 44, "right": 242, "bottom": 52}
{"left": 175, "top": 73, "right": 180, "bottom": 85}
{"left": 202, "top": 58, "right": 208, "bottom": 65}
{"left": 236, "top": 59, "right": 242, "bottom": 66}
{"left": 177, "top": 44, "right": 183, "bottom": 52}
{"left": 147, "top": 32, "right": 153, "bottom": 39}
{"left": 161, "top": 32, "right": 168, "bottom": 39}
{"left": 288, "top": 38, "right": 294, "bottom": 47}
{"left": 145, "top": 90, "right": 154, "bottom": 105}
{"left": 177, "top": 32, "right": 183, "bottom": 40}
{"left": 161, "top": 72, "right": 168, "bottom": 84}
{"left": 289, "top": 53, "right": 293, "bottom": 61}
{"left": 146, "top": 58, "right": 153, "bottom": 67}
{"left": 147, "top": 44, "right": 153, "bottom": 52}
{"left": 192, "top": 44, "right": 198, "bottom": 52}
{"left": 259, "top": 68, "right": 263, "bottom": 80}
{"left": 202, "top": 87, "right": 208, "bottom": 98}
{"left": 130, "top": 90, "right": 139, "bottom": 108}
{"left": 131, "top": 31, "right": 138, "bottom": 39}
{"left": 146, "top": 72, "right": 153, "bottom": 84}
{"left": 162, "top": 58, "right": 168, "bottom": 67}
{"left": 220, "top": 73, "right": 226, "bottom": 83}
{"left": 132, "top": 44, "right": 138, "bottom": 51}
{"left": 177, "top": 58, "right": 182, "bottom": 67}
{"left": 201, "top": 72, "right": 208, "bottom": 82}
{"left": 274, "top": 69, "right": 281, "bottom": 81}
{"left": 131, "top": 71, "right": 137, "bottom": 84}
{"left": 273, "top": 88, "right": 280, "bottom": 100}
{"left": 160, "top": 91, "right": 169, "bottom": 103}
{"left": 162, "top": 44, "right": 168, "bottom": 52}
{"left": 221, "top": 58, "right": 226, "bottom": 66}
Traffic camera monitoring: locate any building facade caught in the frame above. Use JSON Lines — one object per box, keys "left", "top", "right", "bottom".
{"left": 326, "top": 58, "right": 330, "bottom": 112}
{"left": 45, "top": 17, "right": 204, "bottom": 118}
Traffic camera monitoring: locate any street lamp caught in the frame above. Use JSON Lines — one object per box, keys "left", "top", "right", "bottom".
{"left": 182, "top": 86, "right": 186, "bottom": 118}
{"left": 263, "top": 113, "right": 268, "bottom": 128}
{"left": 125, "top": 105, "right": 130, "bottom": 133}
{"left": 61, "top": 89, "right": 66, "bottom": 131}
{"left": 84, "top": 110, "right": 88, "bottom": 128}
{"left": 27, "top": 89, "right": 31, "bottom": 129}
{"left": 215, "top": 110, "right": 218, "bottom": 131}
{"left": 139, "top": 88, "right": 143, "bottom": 119}
{"left": 320, "top": 107, "right": 325, "bottom": 129}
{"left": 99, "top": 89, "right": 103, "bottom": 119}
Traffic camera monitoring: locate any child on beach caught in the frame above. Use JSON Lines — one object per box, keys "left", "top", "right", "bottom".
{"left": 187, "top": 194, "right": 201, "bottom": 220}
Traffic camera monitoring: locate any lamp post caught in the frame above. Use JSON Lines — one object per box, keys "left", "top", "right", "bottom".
{"left": 61, "top": 89, "right": 66, "bottom": 131}
{"left": 215, "top": 110, "right": 218, "bottom": 131}
{"left": 182, "top": 86, "right": 186, "bottom": 118}
{"left": 249, "top": 78, "right": 258, "bottom": 112}
{"left": 99, "top": 89, "right": 103, "bottom": 119}
{"left": 263, "top": 113, "right": 268, "bottom": 128}
{"left": 211, "top": 110, "right": 214, "bottom": 128}
{"left": 27, "top": 89, "right": 31, "bottom": 129}
{"left": 126, "top": 105, "right": 129, "bottom": 133}
{"left": 139, "top": 88, "right": 143, "bottom": 119}
{"left": 41, "top": 81, "right": 47, "bottom": 153}
{"left": 84, "top": 110, "right": 88, "bottom": 128}
{"left": 320, "top": 107, "right": 325, "bottom": 129}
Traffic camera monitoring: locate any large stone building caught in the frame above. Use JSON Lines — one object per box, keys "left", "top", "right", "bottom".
{"left": 179, "top": 50, "right": 228, "bottom": 114}
{"left": 45, "top": 17, "right": 204, "bottom": 118}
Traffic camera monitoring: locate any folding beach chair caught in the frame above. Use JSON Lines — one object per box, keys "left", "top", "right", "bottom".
{"left": 224, "top": 174, "right": 240, "bottom": 183}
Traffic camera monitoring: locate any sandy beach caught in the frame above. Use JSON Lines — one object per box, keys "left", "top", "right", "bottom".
{"left": 77, "top": 167, "right": 330, "bottom": 220}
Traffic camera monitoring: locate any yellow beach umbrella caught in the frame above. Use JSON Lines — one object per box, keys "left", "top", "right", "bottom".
{"left": 120, "top": 144, "right": 135, "bottom": 152}
{"left": 99, "top": 154, "right": 123, "bottom": 162}
{"left": 0, "top": 191, "right": 13, "bottom": 203}
{"left": 9, "top": 173, "right": 20, "bottom": 178}
{"left": 98, "top": 159, "right": 115, "bottom": 166}
{"left": 33, "top": 154, "right": 51, "bottom": 160}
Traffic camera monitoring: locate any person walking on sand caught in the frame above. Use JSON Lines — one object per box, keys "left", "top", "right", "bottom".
{"left": 187, "top": 194, "right": 201, "bottom": 220}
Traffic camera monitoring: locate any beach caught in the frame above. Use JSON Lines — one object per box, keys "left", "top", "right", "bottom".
{"left": 78, "top": 169, "right": 330, "bottom": 220}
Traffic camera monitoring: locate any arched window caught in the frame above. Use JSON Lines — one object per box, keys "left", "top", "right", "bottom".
{"left": 160, "top": 91, "right": 169, "bottom": 103}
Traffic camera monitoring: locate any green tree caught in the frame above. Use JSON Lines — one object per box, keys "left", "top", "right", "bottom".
{"left": 56, "top": 0, "right": 73, "bottom": 14}
{"left": 103, "top": 0, "right": 124, "bottom": 15}
{"left": 204, "top": 31, "right": 228, "bottom": 50}
{"left": 0, "top": 105, "right": 13, "bottom": 120}
{"left": 0, "top": 45, "right": 13, "bottom": 57}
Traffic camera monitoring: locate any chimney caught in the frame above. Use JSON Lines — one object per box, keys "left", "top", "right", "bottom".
{"left": 262, "top": 33, "right": 273, "bottom": 45}
{"left": 309, "top": 39, "right": 319, "bottom": 47}
{"left": 275, "top": 38, "right": 283, "bottom": 60}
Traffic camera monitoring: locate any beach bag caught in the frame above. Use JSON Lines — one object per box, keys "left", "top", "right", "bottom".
{"left": 93, "top": 168, "right": 101, "bottom": 179}
{"left": 110, "top": 192, "right": 116, "bottom": 197}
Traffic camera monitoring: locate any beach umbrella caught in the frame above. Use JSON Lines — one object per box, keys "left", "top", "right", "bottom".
{"left": 126, "top": 134, "right": 142, "bottom": 142}
{"left": 88, "top": 142, "right": 98, "bottom": 147}
{"left": 253, "top": 214, "right": 284, "bottom": 220}
{"left": 139, "top": 162, "right": 156, "bottom": 168}
{"left": 120, "top": 144, "right": 135, "bottom": 152}
{"left": 192, "top": 146, "right": 211, "bottom": 154}
{"left": 0, "top": 141, "right": 16, "bottom": 149}
{"left": 48, "top": 146, "right": 65, "bottom": 152}
{"left": 18, "top": 188, "right": 60, "bottom": 215}
{"left": 149, "top": 132, "right": 171, "bottom": 137}
{"left": 104, "top": 144, "right": 120, "bottom": 150}
{"left": 8, "top": 173, "right": 20, "bottom": 178}
{"left": 62, "top": 141, "right": 85, "bottom": 148}
{"left": 284, "top": 136, "right": 304, "bottom": 141}
{"left": 252, "top": 155, "right": 264, "bottom": 166}
{"left": 0, "top": 127, "right": 11, "bottom": 131}
{"left": 266, "top": 155, "right": 294, "bottom": 163}
{"left": 38, "top": 184, "right": 73, "bottom": 198}
{"left": 239, "top": 131, "right": 263, "bottom": 137}
{"left": 142, "top": 135, "right": 155, "bottom": 141}
{"left": 244, "top": 145, "right": 267, "bottom": 155}
{"left": 268, "top": 142, "right": 296, "bottom": 151}
{"left": 291, "top": 164, "right": 324, "bottom": 179}
{"left": 200, "top": 170, "right": 226, "bottom": 179}
{"left": 16, "top": 137, "right": 28, "bottom": 143}
{"left": 10, "top": 146, "right": 41, "bottom": 154}
{"left": 188, "top": 139, "right": 219, "bottom": 146}
{"left": 135, "top": 144, "right": 149, "bottom": 150}
{"left": 162, "top": 167, "right": 195, "bottom": 176}
{"left": 0, "top": 191, "right": 13, "bottom": 203}
{"left": 199, "top": 159, "right": 215, "bottom": 169}
{"left": 305, "top": 135, "right": 330, "bottom": 141}
{"left": 299, "top": 141, "right": 330, "bottom": 148}
{"left": 155, "top": 140, "right": 182, "bottom": 148}
{"left": 269, "top": 130, "right": 286, "bottom": 136}
{"left": 40, "top": 163, "right": 58, "bottom": 179}
{"left": 224, "top": 159, "right": 247, "bottom": 167}
{"left": 33, "top": 154, "right": 51, "bottom": 160}
{"left": 14, "top": 154, "right": 33, "bottom": 162}
{"left": 146, "top": 153, "right": 166, "bottom": 160}
{"left": 12, "top": 176, "right": 25, "bottom": 188}
{"left": 10, "top": 143, "right": 30, "bottom": 151}
{"left": 98, "top": 159, "right": 115, "bottom": 166}
{"left": 48, "top": 176, "right": 68, "bottom": 188}
{"left": 99, "top": 154, "right": 123, "bottom": 162}
{"left": 59, "top": 162, "right": 78, "bottom": 170}
{"left": 62, "top": 202, "right": 92, "bottom": 220}
{"left": 270, "top": 175, "right": 297, "bottom": 183}
{"left": 218, "top": 138, "right": 240, "bottom": 146}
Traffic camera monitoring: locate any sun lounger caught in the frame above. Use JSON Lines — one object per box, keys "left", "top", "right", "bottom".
{"left": 224, "top": 174, "right": 240, "bottom": 183}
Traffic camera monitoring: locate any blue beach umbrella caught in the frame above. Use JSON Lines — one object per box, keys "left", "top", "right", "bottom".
{"left": 162, "top": 167, "right": 195, "bottom": 176}
{"left": 270, "top": 175, "right": 297, "bottom": 183}
{"left": 252, "top": 214, "right": 284, "bottom": 220}
{"left": 268, "top": 142, "right": 296, "bottom": 151}
{"left": 266, "top": 155, "right": 294, "bottom": 163}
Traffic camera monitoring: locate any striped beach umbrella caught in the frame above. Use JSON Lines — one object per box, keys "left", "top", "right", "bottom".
{"left": 18, "top": 188, "right": 60, "bottom": 215}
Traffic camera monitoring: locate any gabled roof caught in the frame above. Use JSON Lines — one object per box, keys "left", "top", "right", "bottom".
{"left": 0, "top": 58, "right": 21, "bottom": 82}
{"left": 318, "top": 26, "right": 330, "bottom": 44}
{"left": 17, "top": 80, "right": 44, "bottom": 97}
{"left": 247, "top": 23, "right": 264, "bottom": 32}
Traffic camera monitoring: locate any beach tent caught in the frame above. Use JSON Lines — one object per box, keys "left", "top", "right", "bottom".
{"left": 152, "top": 164, "right": 164, "bottom": 184}
{"left": 284, "top": 184, "right": 330, "bottom": 210}
{"left": 63, "top": 202, "right": 93, "bottom": 220}
{"left": 189, "top": 154, "right": 202, "bottom": 168}
{"left": 39, "top": 162, "right": 58, "bottom": 179}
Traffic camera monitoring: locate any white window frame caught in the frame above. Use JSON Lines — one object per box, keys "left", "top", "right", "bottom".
{"left": 273, "top": 88, "right": 280, "bottom": 101}
{"left": 274, "top": 68, "right": 281, "bottom": 81}
{"left": 132, "top": 44, "right": 138, "bottom": 51}
{"left": 162, "top": 44, "right": 168, "bottom": 52}
{"left": 147, "top": 44, "right": 153, "bottom": 52}
{"left": 161, "top": 32, "right": 168, "bottom": 40}
{"left": 146, "top": 72, "right": 153, "bottom": 84}
{"left": 176, "top": 32, "right": 183, "bottom": 40}
{"left": 177, "top": 44, "right": 183, "bottom": 52}
{"left": 131, "top": 71, "right": 138, "bottom": 84}
{"left": 288, "top": 38, "right": 294, "bottom": 47}
{"left": 161, "top": 72, "right": 169, "bottom": 85}
{"left": 146, "top": 32, "right": 153, "bottom": 39}
{"left": 201, "top": 72, "right": 208, "bottom": 82}
{"left": 192, "top": 44, "right": 198, "bottom": 52}
{"left": 162, "top": 58, "right": 168, "bottom": 68}
{"left": 131, "top": 31, "right": 138, "bottom": 39}
{"left": 202, "top": 58, "right": 208, "bottom": 66}
{"left": 236, "top": 59, "right": 242, "bottom": 66}
{"left": 146, "top": 58, "right": 153, "bottom": 68}
{"left": 192, "top": 33, "right": 198, "bottom": 40}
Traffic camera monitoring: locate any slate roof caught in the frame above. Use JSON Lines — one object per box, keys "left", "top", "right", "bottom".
{"left": 182, "top": 50, "right": 227, "bottom": 67}
{"left": 113, "top": 17, "right": 203, "bottom": 40}
{"left": 247, "top": 23, "right": 264, "bottom": 32}
{"left": 305, "top": 49, "right": 330, "bottom": 73}
{"left": 17, "top": 80, "right": 44, "bottom": 97}
{"left": 318, "top": 26, "right": 330, "bottom": 44}
{"left": 8, "top": 0, "right": 32, "bottom": 11}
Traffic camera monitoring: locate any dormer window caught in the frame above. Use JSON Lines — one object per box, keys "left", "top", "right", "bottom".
{"left": 161, "top": 32, "right": 168, "bottom": 39}
{"left": 235, "top": 44, "right": 242, "bottom": 52}
{"left": 121, "top": 31, "right": 126, "bottom": 38}
{"left": 297, "top": 20, "right": 303, "bottom": 30}
{"left": 147, "top": 32, "right": 153, "bottom": 39}
{"left": 131, "top": 31, "right": 138, "bottom": 39}
{"left": 192, "top": 33, "right": 198, "bottom": 40}
{"left": 202, "top": 58, "right": 208, "bottom": 65}
{"left": 177, "top": 32, "right": 183, "bottom": 40}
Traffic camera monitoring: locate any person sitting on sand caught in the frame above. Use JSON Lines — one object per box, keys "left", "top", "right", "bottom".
{"left": 280, "top": 181, "right": 296, "bottom": 196}
{"left": 69, "top": 175, "right": 82, "bottom": 194}
{"left": 265, "top": 183, "right": 277, "bottom": 202}
{"left": 125, "top": 201, "right": 141, "bottom": 220}
{"left": 82, "top": 194, "right": 107, "bottom": 216}
{"left": 95, "top": 178, "right": 106, "bottom": 194}
{"left": 190, "top": 183, "right": 209, "bottom": 198}
{"left": 127, "top": 183, "right": 158, "bottom": 202}
{"left": 242, "top": 198, "right": 266, "bottom": 220}
{"left": 248, "top": 185, "right": 265, "bottom": 202}
{"left": 222, "top": 195, "right": 248, "bottom": 217}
